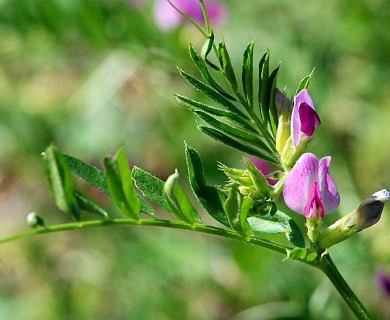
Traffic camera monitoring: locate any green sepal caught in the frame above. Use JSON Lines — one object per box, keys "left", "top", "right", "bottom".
{"left": 103, "top": 149, "right": 141, "bottom": 219}
{"left": 132, "top": 167, "right": 170, "bottom": 213}
{"left": 198, "top": 125, "right": 278, "bottom": 165}
{"left": 185, "top": 144, "right": 229, "bottom": 227}
{"left": 43, "top": 145, "right": 81, "bottom": 221}
{"left": 218, "top": 41, "right": 238, "bottom": 91}
{"left": 65, "top": 154, "right": 108, "bottom": 195}
{"left": 224, "top": 184, "right": 240, "bottom": 230}
{"left": 242, "top": 41, "right": 254, "bottom": 107}
{"left": 247, "top": 210, "right": 305, "bottom": 247}
{"left": 163, "top": 169, "right": 201, "bottom": 224}
{"left": 74, "top": 191, "right": 109, "bottom": 218}
{"left": 189, "top": 44, "right": 235, "bottom": 100}
{"left": 223, "top": 186, "right": 251, "bottom": 236}
{"left": 178, "top": 68, "right": 249, "bottom": 120}
{"left": 243, "top": 157, "right": 270, "bottom": 197}
{"left": 240, "top": 196, "right": 253, "bottom": 236}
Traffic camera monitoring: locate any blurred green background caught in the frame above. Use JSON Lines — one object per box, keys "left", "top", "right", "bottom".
{"left": 1, "top": 0, "right": 390, "bottom": 319}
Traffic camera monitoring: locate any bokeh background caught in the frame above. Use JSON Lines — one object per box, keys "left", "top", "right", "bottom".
{"left": 1, "top": 0, "right": 390, "bottom": 319}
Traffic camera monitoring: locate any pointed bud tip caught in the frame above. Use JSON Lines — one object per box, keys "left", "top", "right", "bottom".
{"left": 371, "top": 189, "right": 390, "bottom": 203}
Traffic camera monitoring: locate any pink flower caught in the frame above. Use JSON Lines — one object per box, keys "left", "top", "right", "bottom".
{"left": 154, "top": 0, "right": 227, "bottom": 31}
{"left": 283, "top": 153, "right": 340, "bottom": 219}
{"left": 248, "top": 156, "right": 277, "bottom": 185}
{"left": 292, "top": 89, "right": 321, "bottom": 147}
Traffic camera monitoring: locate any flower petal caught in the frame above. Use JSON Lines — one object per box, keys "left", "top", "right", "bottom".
{"left": 304, "top": 182, "right": 325, "bottom": 219}
{"left": 318, "top": 156, "right": 340, "bottom": 214}
{"left": 283, "top": 153, "right": 319, "bottom": 214}
{"left": 292, "top": 89, "right": 321, "bottom": 147}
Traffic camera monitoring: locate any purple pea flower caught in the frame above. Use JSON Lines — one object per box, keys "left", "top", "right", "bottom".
{"left": 154, "top": 0, "right": 227, "bottom": 31}
{"left": 376, "top": 271, "right": 390, "bottom": 297}
{"left": 292, "top": 89, "right": 321, "bottom": 147}
{"left": 283, "top": 153, "right": 340, "bottom": 219}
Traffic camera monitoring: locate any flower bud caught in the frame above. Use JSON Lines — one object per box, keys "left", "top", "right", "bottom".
{"left": 275, "top": 89, "right": 291, "bottom": 153}
{"left": 279, "top": 89, "right": 321, "bottom": 168}
{"left": 27, "top": 212, "right": 46, "bottom": 228}
{"left": 318, "top": 189, "right": 390, "bottom": 249}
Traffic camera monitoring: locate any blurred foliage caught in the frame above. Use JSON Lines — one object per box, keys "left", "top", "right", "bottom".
{"left": 0, "top": 0, "right": 390, "bottom": 319}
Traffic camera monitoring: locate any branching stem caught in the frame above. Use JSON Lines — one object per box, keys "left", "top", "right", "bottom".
{"left": 0, "top": 218, "right": 290, "bottom": 254}
{"left": 0, "top": 217, "right": 373, "bottom": 319}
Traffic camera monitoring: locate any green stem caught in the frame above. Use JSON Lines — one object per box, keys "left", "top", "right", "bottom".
{"left": 0, "top": 218, "right": 290, "bottom": 254}
{"left": 317, "top": 254, "right": 372, "bottom": 320}
{"left": 0, "top": 218, "right": 371, "bottom": 319}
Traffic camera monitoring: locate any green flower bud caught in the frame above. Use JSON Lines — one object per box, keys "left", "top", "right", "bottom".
{"left": 27, "top": 212, "right": 46, "bottom": 228}
{"left": 318, "top": 189, "right": 390, "bottom": 249}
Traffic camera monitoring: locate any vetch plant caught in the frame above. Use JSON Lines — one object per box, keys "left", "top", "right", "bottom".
{"left": 0, "top": 1, "right": 387, "bottom": 319}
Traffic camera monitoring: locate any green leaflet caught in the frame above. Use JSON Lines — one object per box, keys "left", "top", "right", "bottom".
{"left": 163, "top": 169, "right": 201, "bottom": 224}
{"left": 185, "top": 144, "right": 229, "bottom": 227}
{"left": 268, "top": 66, "right": 279, "bottom": 136}
{"left": 43, "top": 145, "right": 81, "bottom": 221}
{"left": 178, "top": 68, "right": 249, "bottom": 121}
{"left": 247, "top": 211, "right": 305, "bottom": 247}
{"left": 198, "top": 125, "right": 279, "bottom": 164}
{"left": 175, "top": 94, "right": 257, "bottom": 134}
{"left": 103, "top": 149, "right": 141, "bottom": 219}
{"left": 295, "top": 70, "right": 314, "bottom": 95}
{"left": 65, "top": 154, "right": 153, "bottom": 216}
{"left": 242, "top": 41, "right": 254, "bottom": 107}
{"left": 194, "top": 110, "right": 272, "bottom": 153}
{"left": 75, "top": 191, "right": 109, "bottom": 218}
{"left": 189, "top": 44, "right": 235, "bottom": 101}
{"left": 132, "top": 167, "right": 171, "bottom": 213}
{"left": 258, "top": 51, "right": 270, "bottom": 123}
{"left": 218, "top": 41, "right": 238, "bottom": 91}
{"left": 201, "top": 31, "right": 220, "bottom": 71}
{"left": 65, "top": 154, "right": 109, "bottom": 195}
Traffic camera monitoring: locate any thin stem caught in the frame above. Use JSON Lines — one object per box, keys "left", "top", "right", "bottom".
{"left": 317, "top": 254, "right": 372, "bottom": 320}
{"left": 0, "top": 218, "right": 290, "bottom": 254}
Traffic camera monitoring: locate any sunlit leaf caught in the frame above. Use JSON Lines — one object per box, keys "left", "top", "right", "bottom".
{"left": 103, "top": 149, "right": 140, "bottom": 219}
{"left": 132, "top": 167, "right": 170, "bottom": 212}
{"left": 65, "top": 154, "right": 108, "bottom": 195}
{"left": 185, "top": 144, "right": 229, "bottom": 227}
